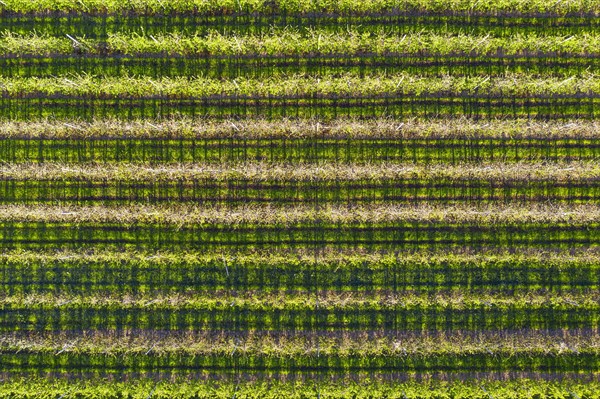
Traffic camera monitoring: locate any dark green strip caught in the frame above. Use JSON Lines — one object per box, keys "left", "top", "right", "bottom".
{"left": 1, "top": 253, "right": 597, "bottom": 294}
{"left": 1, "top": 96, "right": 598, "bottom": 120}
{"left": 0, "top": 138, "right": 597, "bottom": 163}
{"left": 1, "top": 179, "right": 600, "bottom": 204}
{"left": 0, "top": 222, "right": 597, "bottom": 249}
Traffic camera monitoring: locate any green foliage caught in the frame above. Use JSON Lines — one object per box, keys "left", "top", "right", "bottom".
{"left": 4, "top": 30, "right": 600, "bottom": 57}
{"left": 0, "top": 379, "right": 599, "bottom": 399}
{"left": 0, "top": 0, "right": 599, "bottom": 396}
{"left": 1, "top": 0, "right": 600, "bottom": 15}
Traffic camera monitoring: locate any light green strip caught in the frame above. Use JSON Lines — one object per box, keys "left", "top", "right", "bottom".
{"left": 1, "top": 73, "right": 600, "bottom": 97}
{"left": 1, "top": 0, "right": 599, "bottom": 15}
{"left": 3, "top": 31, "right": 600, "bottom": 57}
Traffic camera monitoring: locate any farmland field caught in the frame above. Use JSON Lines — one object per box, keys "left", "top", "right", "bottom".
{"left": 1, "top": 0, "right": 600, "bottom": 397}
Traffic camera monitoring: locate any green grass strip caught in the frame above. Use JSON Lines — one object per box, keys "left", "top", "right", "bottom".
{"left": 2, "top": 118, "right": 600, "bottom": 139}
{"left": 2, "top": 56, "right": 597, "bottom": 80}
{"left": 1, "top": 329, "right": 596, "bottom": 358}
{"left": 1, "top": 0, "right": 599, "bottom": 15}
{"left": 0, "top": 203, "right": 597, "bottom": 225}
{"left": 2, "top": 290, "right": 595, "bottom": 309}
{"left": 2, "top": 135, "right": 600, "bottom": 163}
{"left": 2, "top": 161, "right": 600, "bottom": 181}
{"left": 1, "top": 330, "right": 597, "bottom": 375}
{"left": 2, "top": 221, "right": 595, "bottom": 249}
{"left": 0, "top": 349, "right": 598, "bottom": 374}
{"left": 4, "top": 31, "right": 600, "bottom": 57}
{"left": 0, "top": 118, "right": 600, "bottom": 139}
{"left": 1, "top": 248, "right": 598, "bottom": 294}
{"left": 0, "top": 292, "right": 597, "bottom": 332}
{"left": 0, "top": 378, "right": 599, "bottom": 399}
{"left": 2, "top": 73, "right": 600, "bottom": 98}
{"left": 2, "top": 14, "right": 597, "bottom": 40}
{"left": 2, "top": 162, "right": 600, "bottom": 204}
{"left": 0, "top": 204, "right": 597, "bottom": 250}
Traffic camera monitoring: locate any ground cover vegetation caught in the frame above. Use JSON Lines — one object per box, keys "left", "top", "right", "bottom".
{"left": 0, "top": 0, "right": 599, "bottom": 397}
